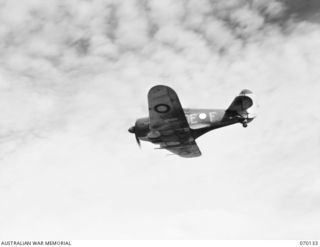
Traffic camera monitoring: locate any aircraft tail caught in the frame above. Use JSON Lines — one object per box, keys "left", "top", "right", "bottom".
{"left": 227, "top": 89, "right": 258, "bottom": 122}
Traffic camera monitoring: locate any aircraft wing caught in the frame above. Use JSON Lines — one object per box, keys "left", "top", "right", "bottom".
{"left": 160, "top": 141, "right": 201, "bottom": 158}
{"left": 148, "top": 85, "right": 201, "bottom": 158}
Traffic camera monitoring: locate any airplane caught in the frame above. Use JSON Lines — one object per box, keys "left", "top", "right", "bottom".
{"left": 128, "top": 85, "right": 257, "bottom": 158}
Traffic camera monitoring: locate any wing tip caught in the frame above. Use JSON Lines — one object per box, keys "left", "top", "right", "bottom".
{"left": 148, "top": 84, "right": 175, "bottom": 97}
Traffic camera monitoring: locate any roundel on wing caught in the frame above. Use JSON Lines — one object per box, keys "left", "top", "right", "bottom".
{"left": 154, "top": 104, "right": 170, "bottom": 113}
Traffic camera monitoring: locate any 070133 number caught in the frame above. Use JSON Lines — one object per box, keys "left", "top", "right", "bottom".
{"left": 300, "top": 241, "right": 318, "bottom": 245}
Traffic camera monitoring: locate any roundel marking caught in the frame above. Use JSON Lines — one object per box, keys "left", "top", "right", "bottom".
{"left": 154, "top": 104, "right": 170, "bottom": 113}
{"left": 199, "top": 113, "right": 207, "bottom": 120}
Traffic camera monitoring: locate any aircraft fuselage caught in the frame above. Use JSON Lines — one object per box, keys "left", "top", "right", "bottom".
{"left": 133, "top": 108, "right": 253, "bottom": 144}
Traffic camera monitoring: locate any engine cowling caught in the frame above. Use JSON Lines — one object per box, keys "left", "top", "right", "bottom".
{"left": 128, "top": 117, "right": 151, "bottom": 146}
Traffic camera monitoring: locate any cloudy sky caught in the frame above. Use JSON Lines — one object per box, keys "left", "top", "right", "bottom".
{"left": 0, "top": 0, "right": 320, "bottom": 240}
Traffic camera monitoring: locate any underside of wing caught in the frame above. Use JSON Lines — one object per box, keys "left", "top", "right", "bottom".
{"left": 148, "top": 85, "right": 189, "bottom": 131}
{"left": 148, "top": 85, "right": 201, "bottom": 158}
{"left": 161, "top": 141, "right": 201, "bottom": 158}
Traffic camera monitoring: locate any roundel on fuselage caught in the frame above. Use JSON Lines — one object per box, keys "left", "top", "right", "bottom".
{"left": 154, "top": 104, "right": 170, "bottom": 113}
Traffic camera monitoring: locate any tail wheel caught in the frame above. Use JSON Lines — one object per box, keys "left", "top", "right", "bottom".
{"left": 236, "top": 113, "right": 248, "bottom": 128}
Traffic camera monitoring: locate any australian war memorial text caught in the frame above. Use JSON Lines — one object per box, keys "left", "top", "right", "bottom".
{"left": 1, "top": 241, "right": 71, "bottom": 246}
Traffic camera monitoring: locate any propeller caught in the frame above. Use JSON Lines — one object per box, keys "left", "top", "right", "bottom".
{"left": 135, "top": 134, "right": 141, "bottom": 147}
{"left": 128, "top": 126, "right": 141, "bottom": 148}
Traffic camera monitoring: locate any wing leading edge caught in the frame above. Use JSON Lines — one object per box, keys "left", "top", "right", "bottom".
{"left": 148, "top": 85, "right": 201, "bottom": 158}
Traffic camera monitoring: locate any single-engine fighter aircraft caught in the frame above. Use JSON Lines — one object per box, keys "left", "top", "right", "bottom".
{"left": 128, "top": 85, "right": 257, "bottom": 158}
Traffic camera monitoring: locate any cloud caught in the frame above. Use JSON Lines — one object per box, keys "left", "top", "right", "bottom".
{"left": 0, "top": 0, "right": 320, "bottom": 239}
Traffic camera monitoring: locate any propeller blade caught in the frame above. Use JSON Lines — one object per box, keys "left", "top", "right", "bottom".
{"left": 135, "top": 134, "right": 141, "bottom": 148}
{"left": 129, "top": 125, "right": 141, "bottom": 148}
